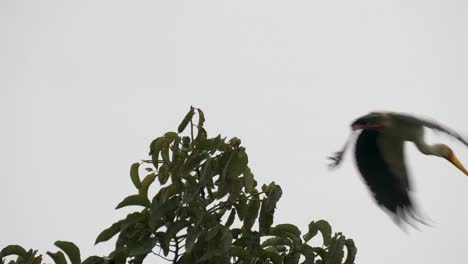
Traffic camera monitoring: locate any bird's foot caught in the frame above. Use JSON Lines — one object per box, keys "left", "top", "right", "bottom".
{"left": 328, "top": 151, "right": 344, "bottom": 169}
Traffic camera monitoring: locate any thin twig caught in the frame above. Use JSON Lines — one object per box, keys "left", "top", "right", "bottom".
{"left": 152, "top": 250, "right": 173, "bottom": 262}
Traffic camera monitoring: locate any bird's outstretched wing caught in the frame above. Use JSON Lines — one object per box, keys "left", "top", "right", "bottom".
{"left": 388, "top": 112, "right": 468, "bottom": 147}
{"left": 355, "top": 129, "right": 422, "bottom": 225}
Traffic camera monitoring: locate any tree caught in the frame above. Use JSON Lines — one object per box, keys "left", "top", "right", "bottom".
{"left": 1, "top": 107, "right": 357, "bottom": 264}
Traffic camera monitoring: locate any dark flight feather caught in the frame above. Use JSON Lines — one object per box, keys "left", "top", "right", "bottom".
{"left": 355, "top": 129, "right": 418, "bottom": 222}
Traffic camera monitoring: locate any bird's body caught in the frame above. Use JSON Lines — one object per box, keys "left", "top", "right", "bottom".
{"left": 330, "top": 111, "right": 468, "bottom": 225}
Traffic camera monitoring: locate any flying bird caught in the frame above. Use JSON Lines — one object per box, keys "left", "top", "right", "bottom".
{"left": 329, "top": 111, "right": 468, "bottom": 225}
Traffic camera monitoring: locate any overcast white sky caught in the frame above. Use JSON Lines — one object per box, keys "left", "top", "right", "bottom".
{"left": 2, "top": 1, "right": 468, "bottom": 263}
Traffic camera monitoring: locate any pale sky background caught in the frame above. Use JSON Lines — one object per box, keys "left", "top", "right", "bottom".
{"left": 2, "top": 1, "right": 468, "bottom": 263}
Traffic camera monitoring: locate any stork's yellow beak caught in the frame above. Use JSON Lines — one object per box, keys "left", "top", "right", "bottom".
{"left": 448, "top": 154, "right": 468, "bottom": 176}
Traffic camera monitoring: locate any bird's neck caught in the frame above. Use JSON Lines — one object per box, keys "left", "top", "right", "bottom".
{"left": 414, "top": 141, "right": 443, "bottom": 157}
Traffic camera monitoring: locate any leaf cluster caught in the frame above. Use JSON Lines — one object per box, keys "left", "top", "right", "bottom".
{"left": 1, "top": 107, "right": 357, "bottom": 264}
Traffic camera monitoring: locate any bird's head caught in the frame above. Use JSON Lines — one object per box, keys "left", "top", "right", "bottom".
{"left": 434, "top": 144, "right": 468, "bottom": 176}
{"left": 351, "top": 113, "right": 387, "bottom": 131}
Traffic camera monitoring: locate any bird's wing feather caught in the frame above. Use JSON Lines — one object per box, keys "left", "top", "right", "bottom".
{"left": 377, "top": 132, "right": 410, "bottom": 190}
{"left": 355, "top": 129, "right": 415, "bottom": 219}
{"left": 388, "top": 112, "right": 468, "bottom": 147}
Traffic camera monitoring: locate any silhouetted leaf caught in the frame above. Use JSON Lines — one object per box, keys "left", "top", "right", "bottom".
{"left": 130, "top": 163, "right": 141, "bottom": 189}
{"left": 261, "top": 237, "right": 291, "bottom": 248}
{"left": 222, "top": 148, "right": 248, "bottom": 181}
{"left": 158, "top": 164, "right": 170, "bottom": 185}
{"left": 260, "top": 249, "right": 283, "bottom": 264}
{"left": 95, "top": 221, "right": 121, "bottom": 245}
{"left": 219, "top": 227, "right": 233, "bottom": 255}
{"left": 284, "top": 252, "right": 300, "bottom": 264}
{"left": 264, "top": 185, "right": 282, "bottom": 212}
{"left": 149, "top": 137, "right": 165, "bottom": 169}
{"left": 243, "top": 195, "right": 260, "bottom": 231}
{"left": 178, "top": 107, "right": 195, "bottom": 133}
{"left": 185, "top": 226, "right": 201, "bottom": 252}
{"left": 300, "top": 244, "right": 315, "bottom": 264}
{"left": 0, "top": 245, "right": 27, "bottom": 258}
{"left": 31, "top": 255, "right": 42, "bottom": 264}
{"left": 46, "top": 251, "right": 67, "bottom": 264}
{"left": 344, "top": 239, "right": 357, "bottom": 264}
{"left": 225, "top": 208, "right": 236, "bottom": 227}
{"left": 139, "top": 173, "right": 157, "bottom": 199}
{"left": 164, "top": 220, "right": 190, "bottom": 248}
{"left": 227, "top": 178, "right": 243, "bottom": 203}
{"left": 115, "top": 194, "right": 150, "bottom": 209}
{"left": 243, "top": 167, "right": 256, "bottom": 194}
{"left": 274, "top": 224, "right": 301, "bottom": 237}
{"left": 269, "top": 224, "right": 302, "bottom": 250}
{"left": 259, "top": 200, "right": 274, "bottom": 235}
{"left": 81, "top": 256, "right": 104, "bottom": 264}
{"left": 199, "top": 157, "right": 213, "bottom": 188}
{"left": 196, "top": 108, "right": 205, "bottom": 128}
{"left": 205, "top": 224, "right": 222, "bottom": 241}
{"left": 234, "top": 197, "right": 247, "bottom": 221}
{"left": 326, "top": 235, "right": 346, "bottom": 264}
{"left": 54, "top": 241, "right": 80, "bottom": 264}
{"left": 303, "top": 220, "right": 332, "bottom": 246}
{"left": 161, "top": 141, "right": 171, "bottom": 163}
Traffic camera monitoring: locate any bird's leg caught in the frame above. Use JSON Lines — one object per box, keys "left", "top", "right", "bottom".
{"left": 328, "top": 131, "right": 355, "bottom": 169}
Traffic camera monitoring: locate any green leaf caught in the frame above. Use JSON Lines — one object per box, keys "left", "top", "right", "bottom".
{"left": 164, "top": 131, "right": 179, "bottom": 141}
{"left": 54, "top": 241, "right": 80, "bottom": 264}
{"left": 274, "top": 224, "right": 301, "bottom": 237}
{"left": 46, "top": 251, "right": 67, "bottom": 264}
{"left": 205, "top": 224, "right": 222, "bottom": 241}
{"left": 0, "top": 245, "right": 27, "bottom": 258}
{"left": 326, "top": 235, "right": 346, "bottom": 264}
{"left": 243, "top": 231, "right": 260, "bottom": 255}
{"left": 243, "top": 195, "right": 261, "bottom": 231}
{"left": 108, "top": 248, "right": 128, "bottom": 264}
{"left": 243, "top": 167, "right": 257, "bottom": 194}
{"left": 81, "top": 256, "right": 104, "bottom": 264}
{"left": 199, "top": 157, "right": 213, "bottom": 188}
{"left": 344, "top": 239, "right": 357, "bottom": 264}
{"left": 269, "top": 224, "right": 302, "bottom": 250}
{"left": 264, "top": 185, "right": 282, "bottom": 212}
{"left": 164, "top": 220, "right": 190, "bottom": 248}
{"left": 225, "top": 208, "right": 236, "bottom": 227}
{"left": 127, "top": 239, "right": 155, "bottom": 257}
{"left": 161, "top": 141, "right": 171, "bottom": 163}
{"left": 222, "top": 148, "right": 248, "bottom": 181}
{"left": 261, "top": 237, "right": 291, "bottom": 248}
{"left": 194, "top": 126, "right": 208, "bottom": 144}
{"left": 284, "top": 252, "right": 300, "bottom": 264}
{"left": 138, "top": 173, "right": 157, "bottom": 199}
{"left": 303, "top": 220, "right": 332, "bottom": 246}
{"left": 260, "top": 249, "right": 283, "bottom": 264}
{"left": 158, "top": 164, "right": 170, "bottom": 185}
{"left": 150, "top": 196, "right": 181, "bottom": 229}
{"left": 230, "top": 246, "right": 248, "bottom": 259}
{"left": 31, "top": 255, "right": 43, "bottom": 264}
{"left": 95, "top": 221, "right": 121, "bottom": 245}
{"left": 301, "top": 244, "right": 315, "bottom": 264}
{"left": 149, "top": 137, "right": 164, "bottom": 169}
{"left": 259, "top": 199, "right": 273, "bottom": 235}
{"left": 218, "top": 227, "right": 233, "bottom": 255}
{"left": 234, "top": 197, "right": 247, "bottom": 221}
{"left": 227, "top": 178, "right": 243, "bottom": 203}
{"left": 178, "top": 107, "right": 195, "bottom": 133}
{"left": 185, "top": 226, "right": 201, "bottom": 252}
{"left": 196, "top": 108, "right": 205, "bottom": 128}
{"left": 115, "top": 194, "right": 150, "bottom": 209}
{"left": 129, "top": 162, "right": 141, "bottom": 189}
